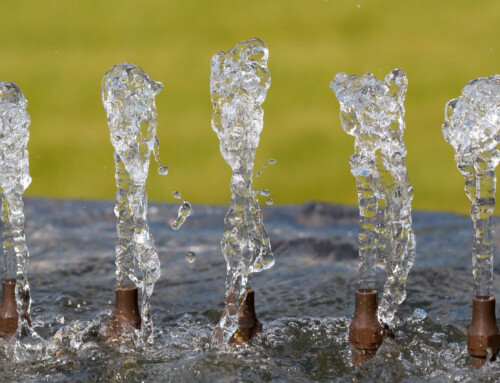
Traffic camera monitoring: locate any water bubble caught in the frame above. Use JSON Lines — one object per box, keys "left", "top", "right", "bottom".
{"left": 186, "top": 251, "right": 197, "bottom": 263}
{"left": 266, "top": 198, "right": 274, "bottom": 206}
{"left": 158, "top": 166, "right": 169, "bottom": 175}
{"left": 412, "top": 308, "right": 427, "bottom": 320}
{"left": 268, "top": 159, "right": 276, "bottom": 165}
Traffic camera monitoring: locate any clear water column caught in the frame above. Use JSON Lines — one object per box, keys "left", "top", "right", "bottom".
{"left": 102, "top": 63, "right": 164, "bottom": 344}
{"left": 210, "top": 39, "right": 275, "bottom": 346}
{"left": 442, "top": 75, "right": 500, "bottom": 362}
{"left": 331, "top": 69, "right": 416, "bottom": 361}
{"left": 0, "top": 82, "right": 33, "bottom": 338}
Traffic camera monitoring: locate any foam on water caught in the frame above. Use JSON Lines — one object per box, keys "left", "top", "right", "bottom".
{"left": 331, "top": 69, "right": 416, "bottom": 328}
{"left": 209, "top": 39, "right": 274, "bottom": 345}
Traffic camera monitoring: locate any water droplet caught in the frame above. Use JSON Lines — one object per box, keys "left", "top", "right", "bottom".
{"left": 268, "top": 159, "right": 276, "bottom": 165}
{"left": 255, "top": 164, "right": 267, "bottom": 177}
{"left": 412, "top": 308, "right": 427, "bottom": 320}
{"left": 186, "top": 251, "right": 196, "bottom": 263}
{"left": 56, "top": 314, "right": 65, "bottom": 324}
{"left": 158, "top": 166, "right": 169, "bottom": 175}
{"left": 257, "top": 189, "right": 271, "bottom": 197}
{"left": 266, "top": 198, "right": 274, "bottom": 206}
{"left": 172, "top": 190, "right": 182, "bottom": 200}
{"left": 357, "top": 3, "right": 360, "bottom": 7}
{"left": 172, "top": 201, "right": 192, "bottom": 230}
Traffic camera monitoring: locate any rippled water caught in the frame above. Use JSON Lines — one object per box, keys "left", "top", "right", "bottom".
{"left": 1, "top": 199, "right": 500, "bottom": 382}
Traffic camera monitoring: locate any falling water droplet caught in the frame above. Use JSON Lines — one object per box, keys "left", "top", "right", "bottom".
{"left": 257, "top": 189, "right": 271, "bottom": 197}
{"left": 186, "top": 251, "right": 196, "bottom": 263}
{"left": 266, "top": 198, "right": 273, "bottom": 206}
{"left": 158, "top": 166, "right": 169, "bottom": 175}
{"left": 172, "top": 190, "right": 182, "bottom": 200}
{"left": 172, "top": 200, "right": 192, "bottom": 230}
{"left": 357, "top": 3, "right": 360, "bottom": 8}
{"left": 268, "top": 159, "right": 276, "bottom": 165}
{"left": 255, "top": 164, "right": 267, "bottom": 177}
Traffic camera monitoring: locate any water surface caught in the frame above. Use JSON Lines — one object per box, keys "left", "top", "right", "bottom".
{"left": 1, "top": 199, "right": 500, "bottom": 382}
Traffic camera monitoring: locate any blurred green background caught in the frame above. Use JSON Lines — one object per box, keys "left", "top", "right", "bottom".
{"left": 1, "top": 0, "right": 499, "bottom": 213}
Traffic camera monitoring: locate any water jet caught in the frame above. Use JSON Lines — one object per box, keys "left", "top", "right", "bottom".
{"left": 331, "top": 69, "right": 416, "bottom": 362}
{"left": 442, "top": 75, "right": 500, "bottom": 365}
{"left": 209, "top": 38, "right": 274, "bottom": 346}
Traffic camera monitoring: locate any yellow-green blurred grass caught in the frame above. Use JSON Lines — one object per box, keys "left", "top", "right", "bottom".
{"left": 1, "top": 0, "right": 499, "bottom": 213}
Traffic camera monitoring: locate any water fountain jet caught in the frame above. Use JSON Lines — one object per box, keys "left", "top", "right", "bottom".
{"left": 442, "top": 74, "right": 500, "bottom": 364}
{"left": 209, "top": 38, "right": 274, "bottom": 346}
{"left": 0, "top": 82, "right": 33, "bottom": 339}
{"left": 101, "top": 63, "right": 164, "bottom": 344}
{"left": 331, "top": 69, "right": 416, "bottom": 362}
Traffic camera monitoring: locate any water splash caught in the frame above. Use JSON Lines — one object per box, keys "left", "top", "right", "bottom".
{"left": 171, "top": 190, "right": 192, "bottom": 230}
{"left": 0, "top": 82, "right": 33, "bottom": 334}
{"left": 102, "top": 63, "right": 163, "bottom": 343}
{"left": 442, "top": 75, "right": 500, "bottom": 298}
{"left": 210, "top": 38, "right": 274, "bottom": 345}
{"left": 331, "top": 69, "right": 416, "bottom": 328}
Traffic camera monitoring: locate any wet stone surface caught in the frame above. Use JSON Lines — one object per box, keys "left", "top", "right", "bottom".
{"left": 1, "top": 198, "right": 500, "bottom": 382}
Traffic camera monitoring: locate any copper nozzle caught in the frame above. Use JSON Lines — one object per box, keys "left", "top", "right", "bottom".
{"left": 467, "top": 296, "right": 500, "bottom": 361}
{"left": 229, "top": 288, "right": 262, "bottom": 346}
{"left": 0, "top": 280, "right": 18, "bottom": 338}
{"left": 104, "top": 286, "right": 141, "bottom": 339}
{"left": 349, "top": 289, "right": 384, "bottom": 352}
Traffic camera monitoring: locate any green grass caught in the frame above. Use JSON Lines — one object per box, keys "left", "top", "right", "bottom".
{"left": 1, "top": 0, "right": 499, "bottom": 213}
